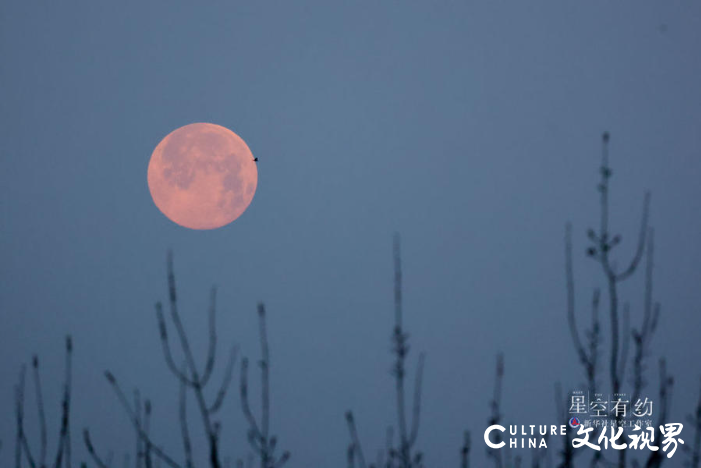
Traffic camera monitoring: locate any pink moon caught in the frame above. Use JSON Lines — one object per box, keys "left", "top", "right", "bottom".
{"left": 147, "top": 123, "right": 258, "bottom": 230}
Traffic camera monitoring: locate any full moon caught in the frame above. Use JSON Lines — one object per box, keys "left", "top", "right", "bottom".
{"left": 147, "top": 123, "right": 258, "bottom": 230}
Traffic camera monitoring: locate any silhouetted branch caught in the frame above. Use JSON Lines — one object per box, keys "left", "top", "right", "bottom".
{"left": 392, "top": 234, "right": 424, "bottom": 468}
{"left": 135, "top": 390, "right": 144, "bottom": 468}
{"left": 587, "top": 289, "right": 601, "bottom": 395}
{"left": 144, "top": 399, "right": 153, "bottom": 468}
{"left": 103, "top": 371, "right": 182, "bottom": 468}
{"left": 240, "top": 358, "right": 261, "bottom": 440}
{"left": 347, "top": 443, "right": 356, "bottom": 468}
{"left": 179, "top": 363, "right": 194, "bottom": 468}
{"left": 240, "top": 304, "right": 289, "bottom": 468}
{"left": 384, "top": 427, "right": 394, "bottom": 468}
{"left": 31, "top": 355, "right": 48, "bottom": 467}
{"left": 16, "top": 365, "right": 37, "bottom": 468}
{"left": 259, "top": 305, "right": 270, "bottom": 441}
{"left": 344, "top": 234, "right": 425, "bottom": 468}
{"left": 98, "top": 435, "right": 121, "bottom": 467}
{"left": 345, "top": 412, "right": 368, "bottom": 468}
{"left": 460, "top": 431, "right": 470, "bottom": 468}
{"left": 52, "top": 335, "right": 73, "bottom": 468}
{"left": 644, "top": 359, "right": 673, "bottom": 468}
{"left": 487, "top": 354, "right": 504, "bottom": 468}
{"left": 83, "top": 429, "right": 111, "bottom": 468}
{"left": 14, "top": 337, "right": 73, "bottom": 468}
{"left": 579, "top": 132, "right": 654, "bottom": 468}
{"left": 156, "top": 302, "right": 196, "bottom": 387}
{"left": 137, "top": 251, "right": 239, "bottom": 468}
{"left": 615, "top": 192, "right": 650, "bottom": 283}
{"left": 588, "top": 132, "right": 650, "bottom": 399}
{"left": 566, "top": 224, "right": 600, "bottom": 394}
{"left": 208, "top": 345, "right": 238, "bottom": 414}
{"left": 632, "top": 230, "right": 661, "bottom": 408}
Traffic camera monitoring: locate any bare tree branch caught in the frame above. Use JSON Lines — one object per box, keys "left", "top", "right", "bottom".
{"left": 345, "top": 412, "right": 368, "bottom": 468}
{"left": 31, "top": 355, "right": 48, "bottom": 467}
{"left": 83, "top": 429, "right": 111, "bottom": 468}
{"left": 487, "top": 355, "right": 504, "bottom": 468}
{"left": 240, "top": 304, "right": 288, "bottom": 468}
{"left": 645, "top": 359, "right": 673, "bottom": 468}
{"left": 52, "top": 336, "right": 73, "bottom": 468}
{"left": 104, "top": 371, "right": 183, "bottom": 468}
{"left": 179, "top": 364, "right": 194, "bottom": 468}
{"left": 16, "top": 365, "right": 37, "bottom": 468}
{"left": 460, "top": 431, "right": 470, "bottom": 468}
{"left": 156, "top": 302, "right": 196, "bottom": 387}
{"left": 615, "top": 192, "right": 650, "bottom": 283}
{"left": 344, "top": 234, "right": 424, "bottom": 468}
{"left": 208, "top": 345, "right": 238, "bottom": 414}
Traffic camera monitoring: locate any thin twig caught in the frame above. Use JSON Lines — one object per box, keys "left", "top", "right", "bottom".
{"left": 240, "top": 358, "right": 261, "bottom": 444}
{"left": 83, "top": 429, "right": 111, "bottom": 468}
{"left": 240, "top": 304, "right": 288, "bottom": 468}
{"left": 208, "top": 345, "right": 238, "bottom": 414}
{"left": 615, "top": 192, "right": 650, "bottom": 282}
{"left": 460, "top": 431, "right": 470, "bottom": 468}
{"left": 345, "top": 412, "right": 367, "bottom": 468}
{"left": 645, "top": 359, "right": 673, "bottom": 468}
{"left": 135, "top": 390, "right": 143, "bottom": 468}
{"left": 259, "top": 304, "right": 270, "bottom": 442}
{"left": 16, "top": 365, "right": 37, "bottom": 468}
{"left": 31, "top": 355, "right": 48, "bottom": 468}
{"left": 144, "top": 399, "right": 153, "bottom": 468}
{"left": 487, "top": 355, "right": 504, "bottom": 468}
{"left": 156, "top": 302, "right": 196, "bottom": 387}
{"left": 104, "top": 371, "right": 183, "bottom": 468}
{"left": 179, "top": 364, "right": 194, "bottom": 468}
{"left": 157, "top": 251, "right": 226, "bottom": 468}
{"left": 52, "top": 336, "right": 73, "bottom": 468}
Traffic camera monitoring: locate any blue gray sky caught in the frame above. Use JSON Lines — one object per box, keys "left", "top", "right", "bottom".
{"left": 1, "top": 1, "right": 700, "bottom": 466}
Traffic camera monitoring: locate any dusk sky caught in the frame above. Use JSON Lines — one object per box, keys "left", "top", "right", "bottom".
{"left": 1, "top": 2, "right": 700, "bottom": 467}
